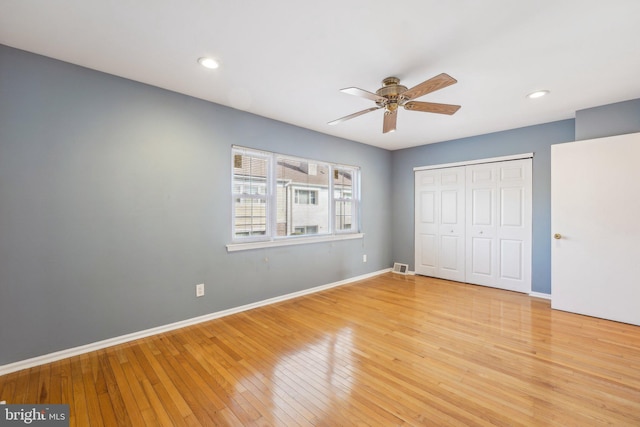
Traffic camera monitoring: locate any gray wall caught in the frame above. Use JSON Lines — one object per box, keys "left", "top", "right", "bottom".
{"left": 575, "top": 98, "right": 640, "bottom": 140}
{"left": 390, "top": 121, "right": 576, "bottom": 294}
{"left": 0, "top": 45, "right": 392, "bottom": 365}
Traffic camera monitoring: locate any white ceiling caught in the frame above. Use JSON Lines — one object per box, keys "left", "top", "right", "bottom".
{"left": 2, "top": 1, "right": 640, "bottom": 150}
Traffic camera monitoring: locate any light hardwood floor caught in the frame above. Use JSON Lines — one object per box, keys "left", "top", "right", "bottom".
{"left": 1, "top": 273, "right": 639, "bottom": 426}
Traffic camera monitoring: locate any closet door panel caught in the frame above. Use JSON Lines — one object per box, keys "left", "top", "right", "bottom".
{"left": 415, "top": 171, "right": 440, "bottom": 276}
{"left": 471, "top": 188, "right": 493, "bottom": 226}
{"left": 471, "top": 237, "right": 493, "bottom": 276}
{"left": 466, "top": 164, "right": 497, "bottom": 286}
{"left": 419, "top": 234, "right": 437, "bottom": 270}
{"left": 437, "top": 168, "right": 465, "bottom": 281}
{"left": 415, "top": 167, "right": 465, "bottom": 281}
{"left": 440, "top": 235, "right": 460, "bottom": 270}
{"left": 495, "top": 160, "right": 531, "bottom": 293}
{"left": 500, "top": 239, "right": 523, "bottom": 280}
{"left": 500, "top": 187, "right": 524, "bottom": 227}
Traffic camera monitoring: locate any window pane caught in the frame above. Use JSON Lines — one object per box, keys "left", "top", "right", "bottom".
{"left": 233, "top": 154, "right": 268, "bottom": 195}
{"left": 233, "top": 152, "right": 268, "bottom": 238}
{"left": 276, "top": 158, "right": 329, "bottom": 236}
{"left": 335, "top": 200, "right": 353, "bottom": 231}
{"left": 234, "top": 197, "right": 267, "bottom": 237}
{"left": 334, "top": 169, "right": 353, "bottom": 200}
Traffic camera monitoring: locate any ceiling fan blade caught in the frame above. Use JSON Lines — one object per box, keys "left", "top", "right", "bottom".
{"left": 328, "top": 106, "right": 381, "bottom": 126}
{"left": 400, "top": 73, "right": 458, "bottom": 101}
{"left": 383, "top": 110, "right": 397, "bottom": 133}
{"left": 404, "top": 101, "right": 461, "bottom": 115}
{"left": 340, "top": 87, "right": 386, "bottom": 103}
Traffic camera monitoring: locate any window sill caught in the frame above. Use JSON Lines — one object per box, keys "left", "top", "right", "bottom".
{"left": 226, "top": 233, "right": 364, "bottom": 252}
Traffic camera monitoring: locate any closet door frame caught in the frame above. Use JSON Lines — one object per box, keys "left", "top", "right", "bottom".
{"left": 414, "top": 154, "right": 533, "bottom": 173}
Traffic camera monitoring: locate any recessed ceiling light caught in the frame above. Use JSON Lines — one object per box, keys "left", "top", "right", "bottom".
{"left": 198, "top": 57, "right": 219, "bottom": 69}
{"left": 527, "top": 90, "right": 549, "bottom": 99}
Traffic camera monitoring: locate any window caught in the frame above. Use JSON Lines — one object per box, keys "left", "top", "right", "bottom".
{"left": 294, "top": 189, "right": 318, "bottom": 205}
{"left": 231, "top": 146, "right": 360, "bottom": 243}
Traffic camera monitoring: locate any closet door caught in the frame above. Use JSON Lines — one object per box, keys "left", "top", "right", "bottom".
{"left": 496, "top": 160, "right": 532, "bottom": 292}
{"left": 466, "top": 159, "right": 532, "bottom": 293}
{"left": 415, "top": 167, "right": 465, "bottom": 281}
{"left": 465, "top": 165, "right": 497, "bottom": 287}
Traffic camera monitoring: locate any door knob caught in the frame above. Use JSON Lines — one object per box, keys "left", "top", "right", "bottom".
{"left": 554, "top": 233, "right": 562, "bottom": 240}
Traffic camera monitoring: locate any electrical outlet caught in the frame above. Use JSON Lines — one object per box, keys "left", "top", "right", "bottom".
{"left": 196, "top": 283, "right": 205, "bottom": 297}
{"left": 363, "top": 254, "right": 367, "bottom": 263}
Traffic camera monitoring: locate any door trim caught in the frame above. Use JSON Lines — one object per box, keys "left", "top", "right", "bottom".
{"left": 413, "top": 153, "right": 534, "bottom": 172}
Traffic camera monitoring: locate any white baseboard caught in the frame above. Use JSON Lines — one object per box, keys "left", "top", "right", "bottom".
{"left": 0, "top": 269, "right": 391, "bottom": 377}
{"left": 529, "top": 291, "right": 551, "bottom": 300}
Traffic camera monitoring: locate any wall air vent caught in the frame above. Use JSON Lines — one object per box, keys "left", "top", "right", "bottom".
{"left": 392, "top": 262, "right": 409, "bottom": 275}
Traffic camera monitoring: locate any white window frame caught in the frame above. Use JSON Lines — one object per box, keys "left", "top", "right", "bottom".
{"left": 227, "top": 146, "right": 363, "bottom": 252}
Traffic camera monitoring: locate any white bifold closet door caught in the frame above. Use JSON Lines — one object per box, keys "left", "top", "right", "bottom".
{"left": 414, "top": 167, "right": 465, "bottom": 282}
{"left": 465, "top": 160, "right": 532, "bottom": 293}
{"left": 415, "top": 158, "right": 532, "bottom": 293}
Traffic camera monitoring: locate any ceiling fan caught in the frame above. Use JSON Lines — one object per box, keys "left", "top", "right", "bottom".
{"left": 328, "top": 73, "right": 461, "bottom": 133}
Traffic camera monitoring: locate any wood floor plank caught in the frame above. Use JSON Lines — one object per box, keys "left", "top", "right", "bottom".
{"left": 0, "top": 371, "right": 16, "bottom": 404}
{"left": 106, "top": 351, "right": 147, "bottom": 426}
{"left": 56, "top": 358, "right": 74, "bottom": 425}
{"left": 70, "top": 356, "right": 91, "bottom": 426}
{"left": 97, "top": 351, "right": 130, "bottom": 426}
{"left": 138, "top": 340, "right": 194, "bottom": 424}
{"left": 36, "top": 363, "right": 50, "bottom": 403}
{"left": 1, "top": 273, "right": 640, "bottom": 426}
{"left": 151, "top": 340, "right": 222, "bottom": 425}
{"left": 79, "top": 354, "right": 105, "bottom": 427}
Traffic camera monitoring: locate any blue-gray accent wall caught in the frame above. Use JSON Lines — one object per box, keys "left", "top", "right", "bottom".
{"left": 2, "top": 42, "right": 640, "bottom": 366}
{"left": 0, "top": 45, "right": 392, "bottom": 365}
{"left": 575, "top": 98, "right": 640, "bottom": 141}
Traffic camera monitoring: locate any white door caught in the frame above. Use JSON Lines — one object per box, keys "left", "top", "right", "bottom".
{"left": 415, "top": 167, "right": 465, "bottom": 281}
{"left": 551, "top": 133, "right": 640, "bottom": 325}
{"left": 466, "top": 160, "right": 532, "bottom": 293}
{"left": 466, "top": 164, "right": 497, "bottom": 287}
{"left": 415, "top": 169, "right": 439, "bottom": 277}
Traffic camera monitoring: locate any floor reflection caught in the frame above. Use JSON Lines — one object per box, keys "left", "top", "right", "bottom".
{"left": 236, "top": 327, "right": 355, "bottom": 424}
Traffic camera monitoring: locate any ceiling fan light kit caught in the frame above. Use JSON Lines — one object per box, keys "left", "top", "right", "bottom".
{"left": 329, "top": 73, "right": 461, "bottom": 134}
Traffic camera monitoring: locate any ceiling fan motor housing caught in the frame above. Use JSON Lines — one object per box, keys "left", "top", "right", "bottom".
{"left": 375, "top": 77, "right": 408, "bottom": 110}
